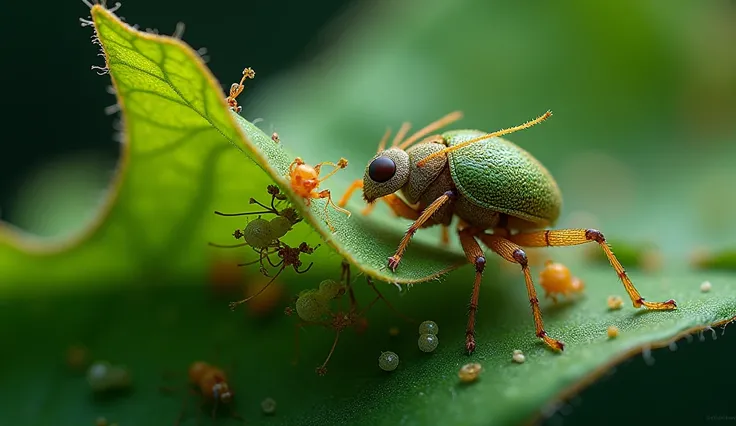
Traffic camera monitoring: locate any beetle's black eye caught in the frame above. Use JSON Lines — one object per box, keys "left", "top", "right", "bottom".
{"left": 368, "top": 156, "right": 396, "bottom": 183}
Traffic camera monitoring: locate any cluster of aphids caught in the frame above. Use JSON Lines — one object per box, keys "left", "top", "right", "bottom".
{"left": 285, "top": 260, "right": 412, "bottom": 376}
{"left": 210, "top": 184, "right": 320, "bottom": 311}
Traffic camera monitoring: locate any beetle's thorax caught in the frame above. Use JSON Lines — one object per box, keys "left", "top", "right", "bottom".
{"left": 401, "top": 140, "right": 449, "bottom": 204}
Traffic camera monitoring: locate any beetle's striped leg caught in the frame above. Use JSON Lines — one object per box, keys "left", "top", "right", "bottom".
{"left": 508, "top": 229, "right": 677, "bottom": 310}
{"left": 338, "top": 179, "right": 363, "bottom": 208}
{"left": 377, "top": 194, "right": 421, "bottom": 220}
{"left": 458, "top": 227, "right": 486, "bottom": 354}
{"left": 478, "top": 233, "right": 565, "bottom": 352}
{"left": 387, "top": 190, "right": 456, "bottom": 272}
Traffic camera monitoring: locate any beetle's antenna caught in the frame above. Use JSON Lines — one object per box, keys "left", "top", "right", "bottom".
{"left": 397, "top": 111, "right": 463, "bottom": 150}
{"left": 416, "top": 111, "right": 552, "bottom": 167}
{"left": 389, "top": 122, "right": 412, "bottom": 148}
{"left": 376, "top": 128, "right": 391, "bottom": 153}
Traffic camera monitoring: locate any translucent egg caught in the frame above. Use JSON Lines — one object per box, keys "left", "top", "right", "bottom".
{"left": 418, "top": 320, "right": 439, "bottom": 336}
{"left": 378, "top": 351, "right": 399, "bottom": 371}
{"left": 418, "top": 333, "right": 439, "bottom": 353}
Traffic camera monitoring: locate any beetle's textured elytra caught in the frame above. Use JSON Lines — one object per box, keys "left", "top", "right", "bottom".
{"left": 445, "top": 130, "right": 562, "bottom": 226}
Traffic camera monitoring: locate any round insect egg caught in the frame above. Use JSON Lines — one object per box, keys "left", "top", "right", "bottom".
{"left": 269, "top": 216, "right": 293, "bottom": 239}
{"left": 458, "top": 363, "right": 482, "bottom": 383}
{"left": 700, "top": 281, "right": 712, "bottom": 293}
{"left": 378, "top": 351, "right": 399, "bottom": 371}
{"left": 244, "top": 218, "right": 275, "bottom": 249}
{"left": 261, "top": 397, "right": 277, "bottom": 415}
{"left": 295, "top": 290, "right": 328, "bottom": 322}
{"left": 512, "top": 350, "right": 526, "bottom": 364}
{"left": 316, "top": 279, "right": 343, "bottom": 301}
{"left": 417, "top": 333, "right": 439, "bottom": 353}
{"left": 607, "top": 295, "right": 624, "bottom": 310}
{"left": 607, "top": 325, "right": 620, "bottom": 339}
{"left": 418, "top": 320, "right": 439, "bottom": 336}
{"left": 87, "top": 361, "right": 112, "bottom": 391}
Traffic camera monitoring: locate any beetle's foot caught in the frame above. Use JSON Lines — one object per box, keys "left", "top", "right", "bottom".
{"left": 387, "top": 256, "right": 401, "bottom": 272}
{"left": 538, "top": 330, "right": 564, "bottom": 352}
{"left": 465, "top": 335, "right": 476, "bottom": 355}
{"left": 635, "top": 298, "right": 677, "bottom": 310}
{"left": 315, "top": 366, "right": 327, "bottom": 376}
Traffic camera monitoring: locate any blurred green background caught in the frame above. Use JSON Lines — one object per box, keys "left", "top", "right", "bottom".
{"left": 1, "top": 0, "right": 735, "bottom": 425}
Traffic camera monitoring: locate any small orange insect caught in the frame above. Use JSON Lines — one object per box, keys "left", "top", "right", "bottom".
{"left": 538, "top": 260, "right": 585, "bottom": 303}
{"left": 288, "top": 157, "right": 351, "bottom": 232}
{"left": 185, "top": 361, "right": 242, "bottom": 424}
{"left": 225, "top": 67, "right": 255, "bottom": 113}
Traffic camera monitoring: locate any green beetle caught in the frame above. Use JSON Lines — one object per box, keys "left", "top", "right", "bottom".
{"left": 339, "top": 111, "right": 677, "bottom": 354}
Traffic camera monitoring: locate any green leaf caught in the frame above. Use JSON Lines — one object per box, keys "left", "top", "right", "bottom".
{"left": 1, "top": 3, "right": 735, "bottom": 426}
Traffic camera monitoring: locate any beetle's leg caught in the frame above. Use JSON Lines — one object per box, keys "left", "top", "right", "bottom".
{"left": 377, "top": 194, "right": 422, "bottom": 220}
{"left": 387, "top": 190, "right": 457, "bottom": 271}
{"left": 338, "top": 179, "right": 364, "bottom": 208}
{"left": 457, "top": 227, "right": 487, "bottom": 354}
{"left": 316, "top": 189, "right": 352, "bottom": 232}
{"left": 441, "top": 225, "right": 450, "bottom": 246}
{"left": 508, "top": 229, "right": 677, "bottom": 310}
{"left": 477, "top": 233, "right": 565, "bottom": 352}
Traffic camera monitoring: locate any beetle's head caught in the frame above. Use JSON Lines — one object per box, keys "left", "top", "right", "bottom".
{"left": 363, "top": 148, "right": 410, "bottom": 203}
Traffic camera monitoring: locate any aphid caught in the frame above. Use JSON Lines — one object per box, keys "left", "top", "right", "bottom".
{"left": 225, "top": 67, "right": 255, "bottom": 113}
{"left": 700, "top": 281, "right": 712, "bottom": 293}
{"left": 417, "top": 333, "right": 439, "bottom": 353}
{"left": 339, "top": 111, "right": 677, "bottom": 354}
{"left": 378, "top": 351, "right": 400, "bottom": 372}
{"left": 538, "top": 260, "right": 585, "bottom": 303}
{"left": 269, "top": 216, "right": 293, "bottom": 239}
{"left": 607, "top": 295, "right": 624, "bottom": 310}
{"left": 418, "top": 320, "right": 439, "bottom": 336}
{"left": 229, "top": 241, "right": 318, "bottom": 310}
{"left": 86, "top": 361, "right": 131, "bottom": 393}
{"left": 271, "top": 132, "right": 280, "bottom": 143}
{"left": 458, "top": 362, "right": 482, "bottom": 383}
{"left": 316, "top": 279, "right": 345, "bottom": 301}
{"left": 67, "top": 344, "right": 89, "bottom": 371}
{"left": 512, "top": 350, "right": 526, "bottom": 364}
{"left": 243, "top": 275, "right": 284, "bottom": 317}
{"left": 291, "top": 261, "right": 412, "bottom": 375}
{"left": 288, "top": 157, "right": 351, "bottom": 232}
{"left": 295, "top": 289, "right": 329, "bottom": 322}
{"left": 607, "top": 325, "right": 620, "bottom": 339}
{"left": 243, "top": 217, "right": 275, "bottom": 250}
{"left": 261, "top": 397, "right": 277, "bottom": 415}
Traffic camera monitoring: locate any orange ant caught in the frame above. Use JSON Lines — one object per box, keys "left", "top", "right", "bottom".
{"left": 287, "top": 260, "right": 413, "bottom": 375}
{"left": 288, "top": 157, "right": 351, "bottom": 232}
{"left": 225, "top": 67, "right": 255, "bottom": 113}
{"left": 161, "top": 361, "right": 242, "bottom": 425}
{"left": 538, "top": 260, "right": 585, "bottom": 303}
{"left": 228, "top": 241, "right": 319, "bottom": 311}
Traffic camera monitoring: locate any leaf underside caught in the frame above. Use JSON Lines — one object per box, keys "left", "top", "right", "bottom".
{"left": 0, "top": 5, "right": 734, "bottom": 426}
